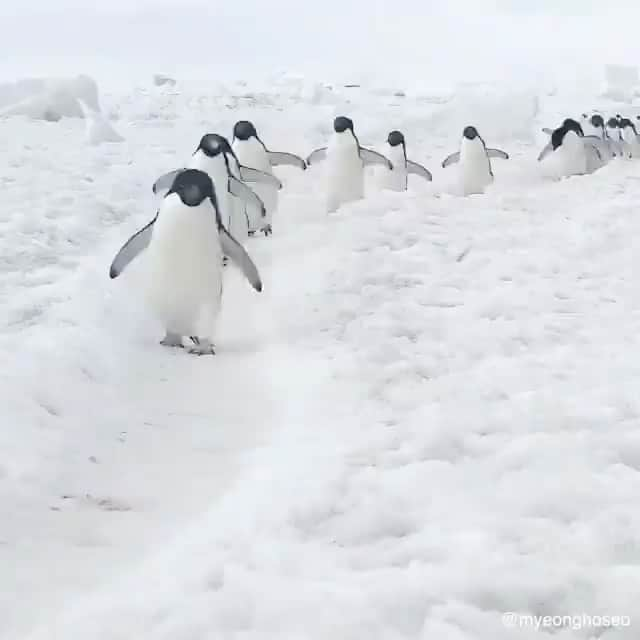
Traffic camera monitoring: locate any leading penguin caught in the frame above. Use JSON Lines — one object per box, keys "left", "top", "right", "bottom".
{"left": 441, "top": 126, "right": 509, "bottom": 196}
{"left": 306, "top": 116, "right": 393, "bottom": 212}
{"left": 109, "top": 169, "right": 262, "bottom": 355}
{"left": 232, "top": 120, "right": 306, "bottom": 236}
{"left": 382, "top": 130, "right": 432, "bottom": 192}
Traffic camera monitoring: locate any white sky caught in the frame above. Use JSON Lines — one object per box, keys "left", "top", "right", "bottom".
{"left": 2, "top": 1, "right": 640, "bottom": 85}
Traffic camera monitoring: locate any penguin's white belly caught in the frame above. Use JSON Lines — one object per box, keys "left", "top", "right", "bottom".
{"left": 381, "top": 147, "right": 408, "bottom": 191}
{"left": 460, "top": 148, "right": 492, "bottom": 195}
{"left": 144, "top": 205, "right": 222, "bottom": 336}
{"left": 326, "top": 151, "right": 364, "bottom": 211}
{"left": 247, "top": 181, "right": 277, "bottom": 230}
{"left": 559, "top": 143, "right": 588, "bottom": 176}
{"left": 584, "top": 143, "right": 605, "bottom": 173}
{"left": 234, "top": 143, "right": 277, "bottom": 231}
{"left": 382, "top": 166, "right": 407, "bottom": 191}
{"left": 187, "top": 154, "right": 233, "bottom": 229}
{"left": 228, "top": 197, "right": 250, "bottom": 242}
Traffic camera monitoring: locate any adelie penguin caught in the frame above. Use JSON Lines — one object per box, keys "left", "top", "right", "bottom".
{"left": 538, "top": 118, "right": 604, "bottom": 177}
{"left": 441, "top": 126, "right": 508, "bottom": 196}
{"left": 306, "top": 116, "right": 393, "bottom": 212}
{"left": 382, "top": 130, "right": 432, "bottom": 192}
{"left": 618, "top": 117, "right": 639, "bottom": 158}
{"left": 109, "top": 169, "right": 263, "bottom": 355}
{"left": 152, "top": 134, "right": 282, "bottom": 245}
{"left": 579, "top": 112, "right": 600, "bottom": 138}
{"left": 232, "top": 120, "right": 306, "bottom": 237}
{"left": 541, "top": 116, "right": 614, "bottom": 165}
{"left": 586, "top": 114, "right": 620, "bottom": 161}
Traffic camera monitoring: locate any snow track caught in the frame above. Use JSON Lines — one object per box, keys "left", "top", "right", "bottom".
{"left": 2, "top": 84, "right": 640, "bottom": 639}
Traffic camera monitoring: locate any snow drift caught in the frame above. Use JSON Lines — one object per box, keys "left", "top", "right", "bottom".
{"left": 0, "top": 74, "right": 101, "bottom": 120}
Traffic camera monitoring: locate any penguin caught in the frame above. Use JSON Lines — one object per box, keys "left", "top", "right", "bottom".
{"left": 606, "top": 116, "right": 623, "bottom": 144}
{"left": 586, "top": 114, "right": 619, "bottom": 161}
{"left": 537, "top": 119, "right": 603, "bottom": 176}
{"left": 109, "top": 169, "right": 262, "bottom": 355}
{"left": 538, "top": 118, "right": 585, "bottom": 162}
{"left": 580, "top": 112, "right": 600, "bottom": 138}
{"left": 441, "top": 126, "right": 509, "bottom": 196}
{"left": 618, "top": 117, "right": 639, "bottom": 158}
{"left": 232, "top": 120, "right": 307, "bottom": 237}
{"left": 306, "top": 116, "right": 393, "bottom": 212}
{"left": 381, "top": 130, "right": 432, "bottom": 191}
{"left": 152, "top": 134, "right": 282, "bottom": 245}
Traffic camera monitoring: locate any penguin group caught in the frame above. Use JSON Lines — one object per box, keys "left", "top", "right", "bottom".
{"left": 108, "top": 116, "right": 509, "bottom": 355}
{"left": 538, "top": 112, "right": 640, "bottom": 177}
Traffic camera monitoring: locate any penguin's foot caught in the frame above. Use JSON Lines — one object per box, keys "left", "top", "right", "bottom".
{"left": 188, "top": 337, "right": 216, "bottom": 356}
{"left": 261, "top": 224, "right": 272, "bottom": 237}
{"left": 248, "top": 230, "right": 256, "bottom": 237}
{"left": 160, "top": 332, "right": 184, "bottom": 348}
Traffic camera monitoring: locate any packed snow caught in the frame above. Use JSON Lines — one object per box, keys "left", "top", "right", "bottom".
{"left": 3, "top": 2, "right": 640, "bottom": 639}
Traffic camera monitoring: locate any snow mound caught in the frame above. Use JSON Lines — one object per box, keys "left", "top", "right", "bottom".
{"left": 0, "top": 75, "right": 101, "bottom": 121}
{"left": 78, "top": 100, "right": 124, "bottom": 145}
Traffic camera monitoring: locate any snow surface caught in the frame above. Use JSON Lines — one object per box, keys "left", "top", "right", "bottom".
{"left": 3, "top": 2, "right": 640, "bottom": 638}
{"left": 2, "top": 76, "right": 640, "bottom": 640}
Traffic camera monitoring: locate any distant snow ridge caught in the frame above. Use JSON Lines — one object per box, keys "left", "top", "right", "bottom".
{"left": 428, "top": 84, "right": 540, "bottom": 142}
{"left": 153, "top": 74, "right": 177, "bottom": 87}
{"left": 602, "top": 64, "right": 640, "bottom": 102}
{"left": 0, "top": 75, "right": 101, "bottom": 121}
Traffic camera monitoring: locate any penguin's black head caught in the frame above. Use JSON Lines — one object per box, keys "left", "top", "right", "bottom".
{"left": 590, "top": 114, "right": 604, "bottom": 129}
{"left": 607, "top": 117, "right": 619, "bottom": 128}
{"left": 334, "top": 116, "right": 354, "bottom": 134}
{"left": 562, "top": 118, "right": 584, "bottom": 136}
{"left": 168, "top": 169, "right": 216, "bottom": 207}
{"left": 233, "top": 120, "right": 258, "bottom": 141}
{"left": 198, "top": 133, "right": 232, "bottom": 158}
{"left": 463, "top": 126, "right": 478, "bottom": 140}
{"left": 551, "top": 120, "right": 582, "bottom": 150}
{"left": 387, "top": 130, "right": 405, "bottom": 147}
{"left": 619, "top": 117, "right": 637, "bottom": 134}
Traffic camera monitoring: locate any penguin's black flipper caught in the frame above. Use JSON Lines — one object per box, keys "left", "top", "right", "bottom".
{"left": 152, "top": 169, "right": 185, "bottom": 195}
{"left": 487, "top": 148, "right": 509, "bottom": 160}
{"left": 441, "top": 152, "right": 460, "bottom": 168}
{"left": 267, "top": 151, "right": 307, "bottom": 170}
{"left": 359, "top": 147, "right": 393, "bottom": 169}
{"left": 228, "top": 176, "right": 267, "bottom": 217}
{"left": 306, "top": 147, "right": 328, "bottom": 166}
{"left": 406, "top": 160, "right": 433, "bottom": 181}
{"left": 218, "top": 227, "right": 263, "bottom": 292}
{"left": 238, "top": 165, "right": 283, "bottom": 189}
{"left": 109, "top": 215, "right": 157, "bottom": 279}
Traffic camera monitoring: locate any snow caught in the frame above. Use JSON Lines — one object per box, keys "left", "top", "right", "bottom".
{"left": 603, "top": 65, "right": 640, "bottom": 103}
{"left": 3, "top": 2, "right": 640, "bottom": 639}
{"left": 0, "top": 75, "right": 101, "bottom": 120}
